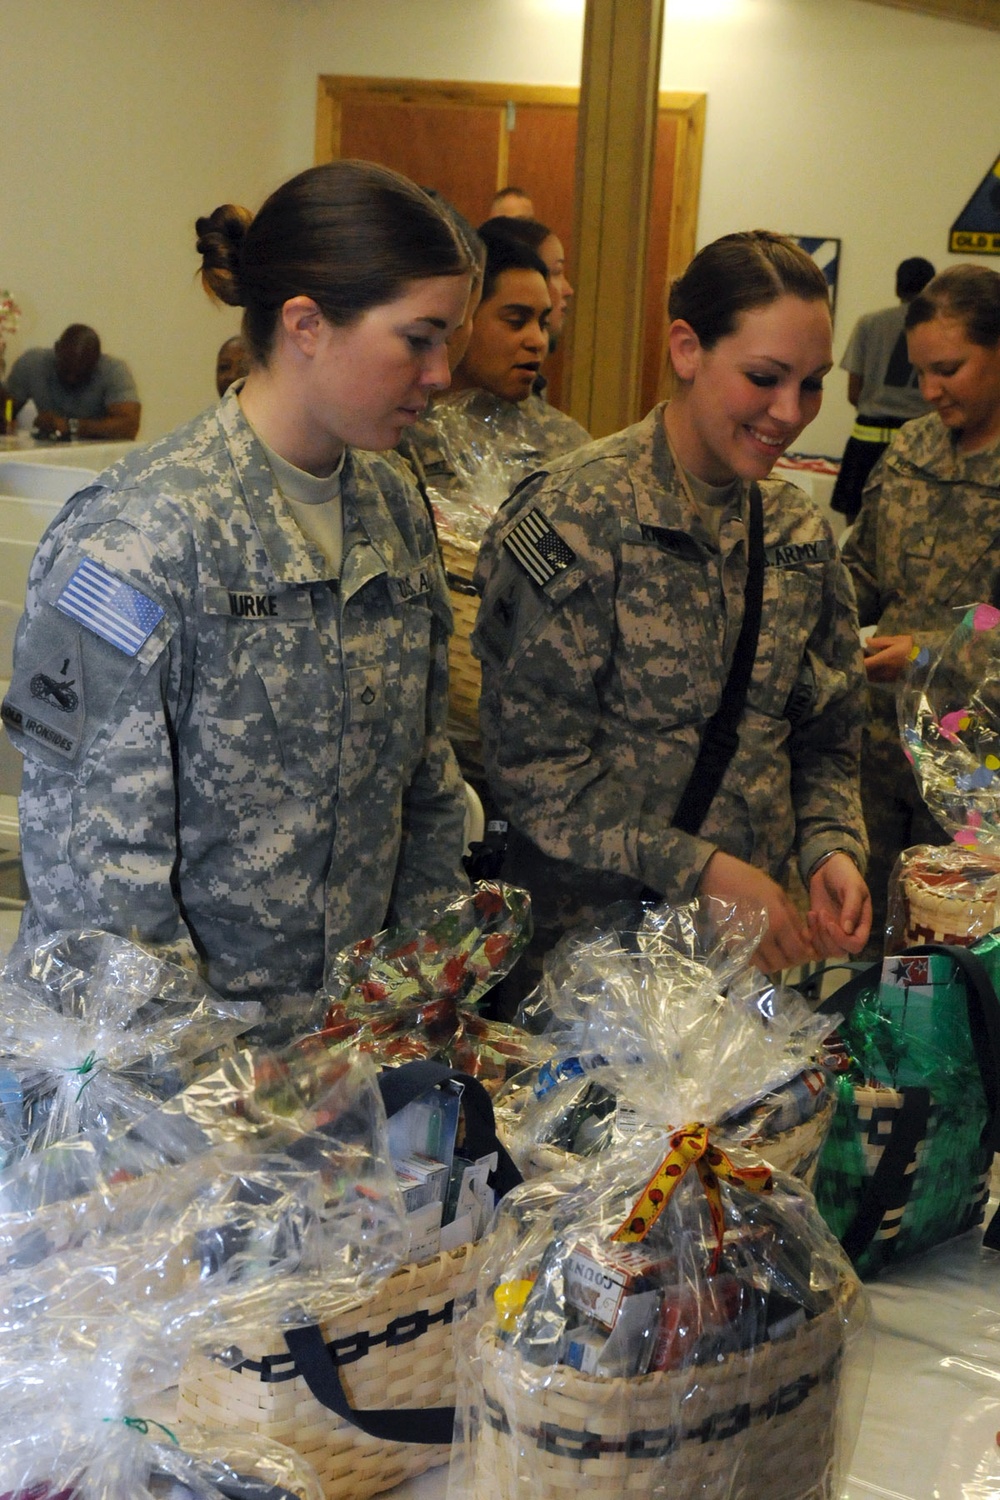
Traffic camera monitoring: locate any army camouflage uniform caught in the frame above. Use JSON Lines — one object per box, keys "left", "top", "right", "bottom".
{"left": 842, "top": 412, "right": 1000, "bottom": 949}
{"left": 400, "top": 388, "right": 589, "bottom": 500}
{"left": 1, "top": 390, "right": 468, "bottom": 1016}
{"left": 472, "top": 403, "right": 868, "bottom": 958}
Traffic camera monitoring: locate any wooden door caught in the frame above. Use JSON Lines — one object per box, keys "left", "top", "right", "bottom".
{"left": 316, "top": 76, "right": 704, "bottom": 423}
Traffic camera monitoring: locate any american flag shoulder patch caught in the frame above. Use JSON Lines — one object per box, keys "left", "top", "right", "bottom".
{"left": 56, "top": 557, "right": 165, "bottom": 657}
{"left": 503, "top": 508, "right": 576, "bottom": 587}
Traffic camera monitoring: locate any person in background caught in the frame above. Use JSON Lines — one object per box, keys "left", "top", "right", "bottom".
{"left": 831, "top": 257, "right": 935, "bottom": 523}
{"left": 478, "top": 214, "right": 574, "bottom": 347}
{"left": 2, "top": 160, "right": 474, "bottom": 1031}
{"left": 474, "top": 230, "right": 871, "bottom": 988}
{"left": 488, "top": 185, "right": 534, "bottom": 220}
{"left": 399, "top": 227, "right": 589, "bottom": 495}
{"left": 842, "top": 263, "right": 1000, "bottom": 954}
{"left": 215, "top": 333, "right": 250, "bottom": 397}
{"left": 2, "top": 324, "right": 140, "bottom": 441}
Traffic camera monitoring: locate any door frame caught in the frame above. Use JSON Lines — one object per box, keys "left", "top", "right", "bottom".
{"left": 315, "top": 74, "right": 706, "bottom": 406}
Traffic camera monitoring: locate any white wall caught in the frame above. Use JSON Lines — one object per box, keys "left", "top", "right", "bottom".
{"left": 5, "top": 0, "right": 1000, "bottom": 456}
{"left": 2, "top": 0, "right": 292, "bottom": 441}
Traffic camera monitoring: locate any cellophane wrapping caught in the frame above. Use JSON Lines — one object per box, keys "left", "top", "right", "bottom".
{"left": 898, "top": 601, "right": 1000, "bottom": 853}
{"left": 494, "top": 897, "right": 837, "bottom": 1175}
{"left": 884, "top": 842, "right": 1000, "bottom": 952}
{"left": 447, "top": 1127, "right": 869, "bottom": 1500}
{"left": 421, "top": 391, "right": 543, "bottom": 543}
{"left": 0, "top": 929, "right": 262, "bottom": 1169}
{"left": 0, "top": 1045, "right": 412, "bottom": 1497}
{"left": 317, "top": 882, "right": 545, "bottom": 1090}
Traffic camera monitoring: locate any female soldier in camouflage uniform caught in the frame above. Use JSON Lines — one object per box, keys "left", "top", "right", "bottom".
{"left": 2, "top": 161, "right": 475, "bottom": 1029}
{"left": 474, "top": 231, "right": 871, "bottom": 977}
{"left": 843, "top": 264, "right": 1000, "bottom": 953}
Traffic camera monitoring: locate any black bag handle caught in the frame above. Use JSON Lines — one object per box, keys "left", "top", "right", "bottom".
{"left": 284, "top": 1323, "right": 455, "bottom": 1445}
{"left": 672, "top": 480, "right": 765, "bottom": 837}
{"left": 821, "top": 942, "right": 1000, "bottom": 1258}
{"left": 284, "top": 1061, "right": 521, "bottom": 1444}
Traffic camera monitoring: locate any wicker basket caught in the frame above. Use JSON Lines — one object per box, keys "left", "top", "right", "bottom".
{"left": 177, "top": 1242, "right": 477, "bottom": 1500}
{"left": 471, "top": 1274, "right": 857, "bottom": 1500}
{"left": 440, "top": 532, "right": 482, "bottom": 738}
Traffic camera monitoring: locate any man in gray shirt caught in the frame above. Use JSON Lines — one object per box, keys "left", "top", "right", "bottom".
{"left": 831, "top": 257, "right": 934, "bottom": 522}
{"left": 4, "top": 324, "right": 140, "bottom": 441}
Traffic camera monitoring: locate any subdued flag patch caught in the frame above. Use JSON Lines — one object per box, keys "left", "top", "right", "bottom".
{"left": 504, "top": 508, "right": 576, "bottom": 587}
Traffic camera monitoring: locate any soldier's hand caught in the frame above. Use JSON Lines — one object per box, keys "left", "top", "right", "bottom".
{"left": 862, "top": 633, "right": 913, "bottom": 683}
{"left": 807, "top": 853, "right": 872, "bottom": 956}
{"left": 697, "top": 850, "right": 817, "bottom": 973}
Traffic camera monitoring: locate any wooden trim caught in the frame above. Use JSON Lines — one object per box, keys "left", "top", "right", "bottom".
{"left": 858, "top": 0, "right": 1000, "bottom": 27}
{"left": 316, "top": 76, "right": 579, "bottom": 133}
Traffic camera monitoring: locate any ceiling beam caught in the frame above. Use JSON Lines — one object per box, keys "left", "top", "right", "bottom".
{"left": 860, "top": 0, "right": 1000, "bottom": 30}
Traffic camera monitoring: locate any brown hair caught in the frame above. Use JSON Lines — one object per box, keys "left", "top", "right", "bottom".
{"left": 668, "top": 230, "right": 830, "bottom": 351}
{"left": 905, "top": 263, "right": 1000, "bottom": 348}
{"left": 196, "top": 160, "right": 473, "bottom": 364}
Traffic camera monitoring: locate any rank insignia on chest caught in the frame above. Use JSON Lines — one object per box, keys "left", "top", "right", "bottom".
{"left": 504, "top": 508, "right": 576, "bottom": 587}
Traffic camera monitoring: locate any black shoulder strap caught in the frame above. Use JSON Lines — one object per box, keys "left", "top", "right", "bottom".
{"left": 672, "top": 480, "right": 765, "bottom": 837}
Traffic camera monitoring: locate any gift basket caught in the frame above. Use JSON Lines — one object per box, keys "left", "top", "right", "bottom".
{"left": 493, "top": 898, "right": 838, "bottom": 1185}
{"left": 317, "top": 883, "right": 543, "bottom": 1092}
{"left": 894, "top": 602, "right": 1000, "bottom": 946}
{"left": 0, "top": 928, "right": 261, "bottom": 1173}
{"left": 447, "top": 1122, "right": 868, "bottom": 1500}
{"left": 811, "top": 932, "right": 1000, "bottom": 1277}
{"left": 0, "top": 1047, "right": 411, "bottom": 1500}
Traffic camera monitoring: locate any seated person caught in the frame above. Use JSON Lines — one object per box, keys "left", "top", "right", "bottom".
{"left": 216, "top": 333, "right": 250, "bottom": 397}
{"left": 3, "top": 324, "right": 140, "bottom": 441}
{"left": 400, "top": 229, "right": 588, "bottom": 500}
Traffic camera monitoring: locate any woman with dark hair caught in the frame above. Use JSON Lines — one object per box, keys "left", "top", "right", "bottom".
{"left": 478, "top": 214, "right": 574, "bottom": 340}
{"left": 843, "top": 263, "right": 1000, "bottom": 951}
{"left": 3, "top": 160, "right": 475, "bottom": 1029}
{"left": 474, "top": 230, "right": 871, "bottom": 979}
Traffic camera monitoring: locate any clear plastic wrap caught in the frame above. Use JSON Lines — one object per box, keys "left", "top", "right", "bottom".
{"left": 495, "top": 898, "right": 837, "bottom": 1179}
{"left": 317, "top": 883, "right": 543, "bottom": 1088}
{"left": 447, "top": 1125, "right": 869, "bottom": 1500}
{"left": 884, "top": 842, "right": 1000, "bottom": 952}
{"left": 0, "top": 929, "right": 261, "bottom": 1167}
{"left": 422, "top": 391, "right": 543, "bottom": 543}
{"left": 0, "top": 1044, "right": 410, "bottom": 1362}
{"left": 0, "top": 1352, "right": 325, "bottom": 1500}
{"left": 898, "top": 601, "right": 1000, "bottom": 853}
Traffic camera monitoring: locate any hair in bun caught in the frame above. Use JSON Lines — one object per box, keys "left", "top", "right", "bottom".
{"left": 196, "top": 204, "right": 254, "bottom": 308}
{"left": 195, "top": 161, "right": 473, "bottom": 364}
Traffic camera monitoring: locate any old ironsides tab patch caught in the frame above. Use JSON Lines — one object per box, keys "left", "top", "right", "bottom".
{"left": 504, "top": 508, "right": 576, "bottom": 587}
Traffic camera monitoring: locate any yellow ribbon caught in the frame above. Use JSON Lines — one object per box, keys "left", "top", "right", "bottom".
{"left": 612, "top": 1123, "right": 773, "bottom": 1273}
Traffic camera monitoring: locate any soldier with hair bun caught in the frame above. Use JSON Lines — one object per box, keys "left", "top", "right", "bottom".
{"left": 474, "top": 230, "right": 871, "bottom": 985}
{"left": 2, "top": 159, "right": 475, "bottom": 1032}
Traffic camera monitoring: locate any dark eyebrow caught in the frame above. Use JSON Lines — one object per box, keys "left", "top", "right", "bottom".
{"left": 498, "top": 302, "right": 549, "bottom": 318}
{"left": 748, "top": 355, "right": 833, "bottom": 377}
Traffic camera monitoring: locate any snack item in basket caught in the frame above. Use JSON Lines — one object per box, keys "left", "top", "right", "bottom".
{"left": 886, "top": 843, "right": 1000, "bottom": 950}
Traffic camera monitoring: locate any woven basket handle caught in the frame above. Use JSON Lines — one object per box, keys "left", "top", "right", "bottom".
{"left": 283, "top": 1323, "right": 454, "bottom": 1444}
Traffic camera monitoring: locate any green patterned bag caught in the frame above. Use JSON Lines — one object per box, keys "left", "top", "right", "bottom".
{"left": 812, "top": 938, "right": 1000, "bottom": 1278}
